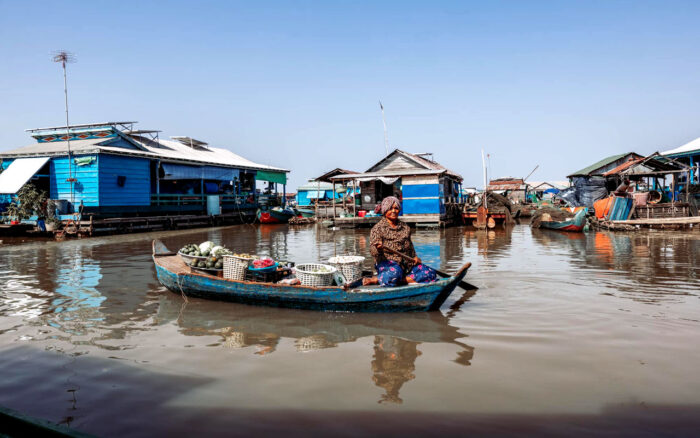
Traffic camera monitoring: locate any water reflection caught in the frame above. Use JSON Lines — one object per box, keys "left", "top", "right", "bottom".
{"left": 156, "top": 290, "right": 475, "bottom": 404}
{"left": 463, "top": 227, "right": 514, "bottom": 262}
{"left": 372, "top": 336, "right": 420, "bottom": 404}
{"left": 530, "top": 229, "right": 700, "bottom": 303}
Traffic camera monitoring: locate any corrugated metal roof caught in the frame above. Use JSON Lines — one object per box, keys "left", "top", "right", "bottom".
{"left": 488, "top": 183, "right": 526, "bottom": 190}
{"left": 567, "top": 153, "right": 632, "bottom": 177}
{"left": 297, "top": 181, "right": 339, "bottom": 191}
{"left": 661, "top": 137, "right": 700, "bottom": 156}
{"left": 0, "top": 134, "right": 288, "bottom": 173}
{"left": 602, "top": 157, "right": 645, "bottom": 176}
{"left": 132, "top": 137, "right": 288, "bottom": 172}
{"left": 0, "top": 138, "right": 116, "bottom": 156}
{"left": 529, "top": 181, "right": 570, "bottom": 190}
{"left": 364, "top": 149, "right": 462, "bottom": 181}
{"left": 603, "top": 153, "right": 686, "bottom": 176}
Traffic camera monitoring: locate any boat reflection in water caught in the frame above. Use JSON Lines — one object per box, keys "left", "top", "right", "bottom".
{"left": 156, "top": 289, "right": 475, "bottom": 404}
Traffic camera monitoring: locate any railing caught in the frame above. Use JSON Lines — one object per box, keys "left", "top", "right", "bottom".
{"left": 151, "top": 194, "right": 207, "bottom": 206}
{"left": 151, "top": 194, "right": 257, "bottom": 207}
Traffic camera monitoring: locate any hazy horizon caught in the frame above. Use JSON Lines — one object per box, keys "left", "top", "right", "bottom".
{"left": 2, "top": 1, "right": 700, "bottom": 190}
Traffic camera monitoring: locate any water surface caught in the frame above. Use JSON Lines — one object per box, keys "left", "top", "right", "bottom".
{"left": 1, "top": 224, "right": 699, "bottom": 436}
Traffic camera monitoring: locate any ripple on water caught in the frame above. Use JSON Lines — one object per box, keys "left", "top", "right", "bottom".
{"left": 0, "top": 224, "right": 700, "bottom": 435}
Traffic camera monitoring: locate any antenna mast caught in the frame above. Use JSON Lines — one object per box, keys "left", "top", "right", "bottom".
{"left": 53, "top": 50, "right": 77, "bottom": 207}
{"left": 379, "top": 100, "right": 389, "bottom": 156}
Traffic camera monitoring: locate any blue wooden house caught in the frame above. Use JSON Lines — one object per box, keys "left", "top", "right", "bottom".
{"left": 0, "top": 122, "right": 288, "bottom": 218}
{"left": 296, "top": 181, "right": 343, "bottom": 206}
{"left": 330, "top": 149, "right": 464, "bottom": 224}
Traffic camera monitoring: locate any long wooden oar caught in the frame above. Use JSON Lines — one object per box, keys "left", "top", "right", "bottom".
{"left": 379, "top": 246, "right": 478, "bottom": 290}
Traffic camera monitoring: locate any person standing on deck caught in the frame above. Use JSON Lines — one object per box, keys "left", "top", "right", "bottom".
{"left": 614, "top": 178, "right": 633, "bottom": 197}
{"left": 363, "top": 196, "right": 437, "bottom": 286}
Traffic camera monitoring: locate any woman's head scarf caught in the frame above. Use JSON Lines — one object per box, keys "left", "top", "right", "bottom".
{"left": 380, "top": 196, "right": 401, "bottom": 216}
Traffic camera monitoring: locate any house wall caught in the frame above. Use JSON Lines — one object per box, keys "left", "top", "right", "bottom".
{"left": 51, "top": 155, "right": 100, "bottom": 206}
{"left": 0, "top": 159, "right": 14, "bottom": 204}
{"left": 98, "top": 155, "right": 151, "bottom": 206}
{"left": 401, "top": 175, "right": 444, "bottom": 216}
{"left": 296, "top": 188, "right": 342, "bottom": 206}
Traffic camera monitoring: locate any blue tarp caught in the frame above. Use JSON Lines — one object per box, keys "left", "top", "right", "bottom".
{"left": 607, "top": 197, "right": 634, "bottom": 220}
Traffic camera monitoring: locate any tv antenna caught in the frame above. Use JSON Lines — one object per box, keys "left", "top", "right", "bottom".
{"left": 379, "top": 100, "right": 389, "bottom": 156}
{"left": 52, "top": 50, "right": 77, "bottom": 206}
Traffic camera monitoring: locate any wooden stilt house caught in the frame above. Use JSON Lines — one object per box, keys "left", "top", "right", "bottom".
{"left": 330, "top": 149, "right": 464, "bottom": 225}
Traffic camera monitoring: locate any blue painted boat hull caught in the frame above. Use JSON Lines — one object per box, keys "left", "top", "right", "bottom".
{"left": 153, "top": 241, "right": 471, "bottom": 312}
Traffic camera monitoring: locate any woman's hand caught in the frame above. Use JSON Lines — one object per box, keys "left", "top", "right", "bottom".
{"left": 374, "top": 242, "right": 383, "bottom": 251}
{"left": 413, "top": 256, "right": 422, "bottom": 265}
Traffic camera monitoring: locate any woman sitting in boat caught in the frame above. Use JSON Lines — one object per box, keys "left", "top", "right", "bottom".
{"left": 363, "top": 196, "right": 437, "bottom": 287}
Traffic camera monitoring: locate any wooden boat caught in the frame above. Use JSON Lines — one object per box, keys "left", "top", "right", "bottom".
{"left": 256, "top": 207, "right": 296, "bottom": 224}
{"left": 539, "top": 208, "right": 587, "bottom": 232}
{"left": 294, "top": 208, "right": 315, "bottom": 218}
{"left": 152, "top": 240, "right": 472, "bottom": 312}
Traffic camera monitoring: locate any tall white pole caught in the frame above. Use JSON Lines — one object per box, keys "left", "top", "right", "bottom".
{"left": 380, "top": 100, "right": 389, "bottom": 156}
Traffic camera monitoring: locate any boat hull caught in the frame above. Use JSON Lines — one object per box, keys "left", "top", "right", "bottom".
{"left": 153, "top": 242, "right": 470, "bottom": 312}
{"left": 295, "top": 208, "right": 315, "bottom": 218}
{"left": 257, "top": 209, "right": 295, "bottom": 224}
{"left": 540, "top": 209, "right": 587, "bottom": 232}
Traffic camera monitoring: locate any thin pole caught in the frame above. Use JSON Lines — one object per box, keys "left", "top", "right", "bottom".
{"left": 332, "top": 181, "right": 336, "bottom": 218}
{"left": 380, "top": 101, "right": 389, "bottom": 156}
{"left": 62, "top": 59, "right": 74, "bottom": 205}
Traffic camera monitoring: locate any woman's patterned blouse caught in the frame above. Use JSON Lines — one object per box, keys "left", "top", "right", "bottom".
{"left": 369, "top": 217, "right": 417, "bottom": 272}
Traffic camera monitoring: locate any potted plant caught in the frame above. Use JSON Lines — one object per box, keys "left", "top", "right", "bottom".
{"left": 1, "top": 183, "right": 48, "bottom": 225}
{"left": 44, "top": 199, "right": 62, "bottom": 231}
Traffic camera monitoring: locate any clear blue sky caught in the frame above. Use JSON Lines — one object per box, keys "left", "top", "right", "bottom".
{"left": 2, "top": 1, "right": 700, "bottom": 189}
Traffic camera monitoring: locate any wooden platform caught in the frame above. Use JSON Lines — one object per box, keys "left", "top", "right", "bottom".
{"left": 613, "top": 216, "right": 700, "bottom": 225}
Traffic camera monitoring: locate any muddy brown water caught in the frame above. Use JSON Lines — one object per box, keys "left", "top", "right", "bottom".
{"left": 1, "top": 224, "right": 699, "bottom": 437}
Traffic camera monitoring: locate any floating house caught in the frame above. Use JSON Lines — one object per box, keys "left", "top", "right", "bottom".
{"left": 567, "top": 152, "right": 643, "bottom": 181}
{"left": 330, "top": 149, "right": 464, "bottom": 225}
{"left": 661, "top": 137, "right": 700, "bottom": 185}
{"left": 295, "top": 168, "right": 358, "bottom": 207}
{"left": 0, "top": 122, "right": 289, "bottom": 219}
{"left": 528, "top": 181, "right": 570, "bottom": 200}
{"left": 487, "top": 178, "right": 528, "bottom": 203}
{"left": 296, "top": 181, "right": 345, "bottom": 206}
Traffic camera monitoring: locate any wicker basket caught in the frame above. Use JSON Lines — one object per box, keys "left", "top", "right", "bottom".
{"left": 295, "top": 263, "right": 338, "bottom": 287}
{"left": 328, "top": 255, "right": 365, "bottom": 283}
{"left": 223, "top": 254, "right": 255, "bottom": 280}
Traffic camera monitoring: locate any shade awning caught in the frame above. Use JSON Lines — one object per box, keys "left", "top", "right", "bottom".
{"left": 256, "top": 170, "right": 287, "bottom": 185}
{"left": 0, "top": 157, "right": 50, "bottom": 194}
{"left": 161, "top": 163, "right": 201, "bottom": 180}
{"left": 161, "top": 163, "right": 239, "bottom": 181}
{"left": 356, "top": 176, "right": 400, "bottom": 184}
